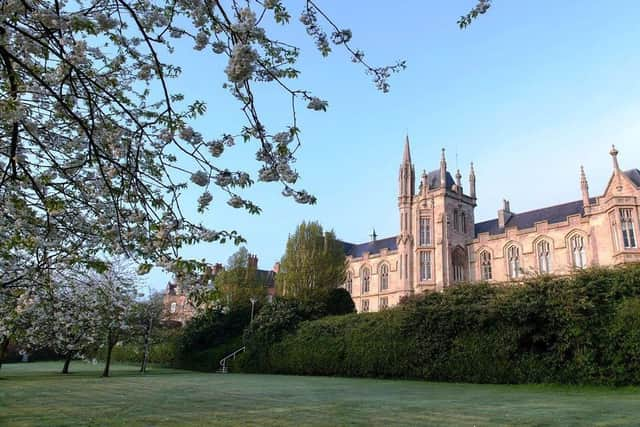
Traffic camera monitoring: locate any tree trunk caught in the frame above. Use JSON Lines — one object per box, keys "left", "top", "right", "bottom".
{"left": 0, "top": 338, "right": 9, "bottom": 372}
{"left": 62, "top": 353, "right": 73, "bottom": 374}
{"left": 140, "top": 329, "right": 150, "bottom": 373}
{"left": 102, "top": 331, "right": 115, "bottom": 377}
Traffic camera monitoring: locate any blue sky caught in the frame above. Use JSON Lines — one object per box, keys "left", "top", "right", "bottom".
{"left": 146, "top": 1, "right": 640, "bottom": 291}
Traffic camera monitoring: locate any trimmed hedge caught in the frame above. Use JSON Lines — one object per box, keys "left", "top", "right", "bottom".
{"left": 242, "top": 264, "right": 640, "bottom": 385}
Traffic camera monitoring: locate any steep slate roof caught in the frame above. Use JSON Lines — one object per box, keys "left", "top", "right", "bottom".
{"left": 625, "top": 169, "right": 640, "bottom": 187}
{"left": 474, "top": 198, "right": 597, "bottom": 236}
{"left": 342, "top": 236, "right": 398, "bottom": 258}
{"left": 426, "top": 170, "right": 456, "bottom": 191}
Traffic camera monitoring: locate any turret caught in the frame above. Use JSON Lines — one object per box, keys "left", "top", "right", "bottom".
{"left": 580, "top": 165, "right": 590, "bottom": 208}
{"left": 469, "top": 162, "right": 476, "bottom": 199}
{"left": 455, "top": 169, "right": 462, "bottom": 194}
{"left": 440, "top": 148, "right": 447, "bottom": 188}
{"left": 399, "top": 135, "right": 415, "bottom": 199}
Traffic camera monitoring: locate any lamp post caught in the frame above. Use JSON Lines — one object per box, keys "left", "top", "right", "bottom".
{"left": 250, "top": 297, "right": 257, "bottom": 322}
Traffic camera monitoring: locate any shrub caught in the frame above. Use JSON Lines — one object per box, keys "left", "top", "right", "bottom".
{"left": 242, "top": 264, "right": 640, "bottom": 385}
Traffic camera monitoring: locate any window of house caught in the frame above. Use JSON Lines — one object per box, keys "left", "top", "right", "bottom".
{"left": 345, "top": 271, "right": 353, "bottom": 294}
{"left": 570, "top": 235, "right": 586, "bottom": 269}
{"left": 404, "top": 254, "right": 408, "bottom": 279}
{"left": 419, "top": 217, "right": 431, "bottom": 246}
{"left": 361, "top": 267, "right": 370, "bottom": 293}
{"left": 480, "top": 250, "right": 492, "bottom": 280}
{"left": 170, "top": 302, "right": 177, "bottom": 313}
{"left": 419, "top": 251, "right": 432, "bottom": 281}
{"left": 362, "top": 299, "right": 369, "bottom": 312}
{"left": 621, "top": 208, "right": 637, "bottom": 248}
{"left": 380, "top": 297, "right": 388, "bottom": 310}
{"left": 507, "top": 245, "right": 520, "bottom": 279}
{"left": 453, "top": 209, "right": 459, "bottom": 231}
{"left": 379, "top": 264, "right": 389, "bottom": 290}
{"left": 452, "top": 250, "right": 465, "bottom": 282}
{"left": 537, "top": 240, "right": 552, "bottom": 274}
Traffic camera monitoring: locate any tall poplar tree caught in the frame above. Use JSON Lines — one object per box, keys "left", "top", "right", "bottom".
{"left": 276, "top": 221, "right": 346, "bottom": 300}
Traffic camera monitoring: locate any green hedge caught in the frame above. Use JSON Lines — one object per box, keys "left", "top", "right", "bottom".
{"left": 242, "top": 264, "right": 640, "bottom": 385}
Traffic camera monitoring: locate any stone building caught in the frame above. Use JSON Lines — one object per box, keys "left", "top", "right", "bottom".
{"left": 342, "top": 138, "right": 640, "bottom": 313}
{"left": 163, "top": 256, "right": 278, "bottom": 325}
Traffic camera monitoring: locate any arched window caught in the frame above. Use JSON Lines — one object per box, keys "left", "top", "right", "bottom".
{"left": 345, "top": 271, "right": 353, "bottom": 294}
{"left": 480, "top": 250, "right": 492, "bottom": 280}
{"left": 452, "top": 248, "right": 466, "bottom": 283}
{"left": 507, "top": 245, "right": 521, "bottom": 279}
{"left": 170, "top": 302, "right": 177, "bottom": 313}
{"left": 361, "top": 267, "right": 370, "bottom": 293}
{"left": 570, "top": 235, "right": 586, "bottom": 268}
{"left": 379, "top": 264, "right": 389, "bottom": 291}
{"left": 537, "top": 240, "right": 552, "bottom": 274}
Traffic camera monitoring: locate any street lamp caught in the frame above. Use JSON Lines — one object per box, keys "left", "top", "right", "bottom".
{"left": 250, "top": 297, "right": 257, "bottom": 322}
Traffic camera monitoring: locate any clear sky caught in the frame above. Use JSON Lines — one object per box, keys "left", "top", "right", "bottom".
{"left": 147, "top": 0, "right": 640, "bottom": 292}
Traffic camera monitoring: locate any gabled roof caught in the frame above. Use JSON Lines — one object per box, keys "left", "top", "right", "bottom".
{"left": 425, "top": 170, "right": 456, "bottom": 191}
{"left": 625, "top": 169, "right": 640, "bottom": 187}
{"left": 341, "top": 236, "right": 398, "bottom": 258}
{"left": 474, "top": 198, "right": 596, "bottom": 236}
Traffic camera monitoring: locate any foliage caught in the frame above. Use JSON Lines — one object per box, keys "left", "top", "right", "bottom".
{"left": 275, "top": 221, "right": 346, "bottom": 300}
{"left": 214, "top": 246, "right": 265, "bottom": 308}
{"left": 324, "top": 287, "right": 356, "bottom": 316}
{"left": 243, "top": 264, "right": 640, "bottom": 385}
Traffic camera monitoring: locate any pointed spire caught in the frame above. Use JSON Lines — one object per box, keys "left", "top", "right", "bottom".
{"left": 580, "top": 165, "right": 590, "bottom": 208}
{"left": 440, "top": 148, "right": 447, "bottom": 188}
{"left": 369, "top": 228, "right": 377, "bottom": 242}
{"left": 469, "top": 162, "right": 476, "bottom": 199}
{"left": 402, "top": 135, "right": 412, "bottom": 164}
{"left": 610, "top": 144, "right": 620, "bottom": 171}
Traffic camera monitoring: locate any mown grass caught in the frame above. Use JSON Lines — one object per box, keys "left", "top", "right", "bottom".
{"left": 1, "top": 361, "right": 639, "bottom": 426}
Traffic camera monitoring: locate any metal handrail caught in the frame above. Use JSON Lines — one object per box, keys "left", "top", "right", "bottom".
{"left": 219, "top": 346, "right": 246, "bottom": 370}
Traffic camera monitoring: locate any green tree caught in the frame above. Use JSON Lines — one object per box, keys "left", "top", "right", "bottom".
{"left": 215, "top": 247, "right": 265, "bottom": 308}
{"left": 276, "top": 221, "right": 346, "bottom": 300}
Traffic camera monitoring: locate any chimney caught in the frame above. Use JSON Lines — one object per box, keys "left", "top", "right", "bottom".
{"left": 247, "top": 254, "right": 258, "bottom": 270}
{"left": 213, "top": 263, "right": 224, "bottom": 274}
{"left": 498, "top": 199, "right": 513, "bottom": 229}
{"left": 455, "top": 169, "right": 462, "bottom": 194}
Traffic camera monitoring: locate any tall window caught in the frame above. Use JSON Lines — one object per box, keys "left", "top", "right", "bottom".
{"left": 170, "top": 302, "right": 177, "bottom": 313}
{"left": 480, "top": 251, "right": 492, "bottom": 280}
{"left": 362, "top": 299, "right": 370, "bottom": 312}
{"left": 419, "top": 217, "right": 431, "bottom": 246}
{"left": 419, "top": 251, "right": 432, "bottom": 281}
{"left": 570, "top": 235, "right": 586, "bottom": 268}
{"left": 507, "top": 245, "right": 520, "bottom": 279}
{"left": 361, "top": 267, "right": 370, "bottom": 293}
{"left": 537, "top": 240, "right": 552, "bottom": 274}
{"left": 620, "top": 208, "right": 637, "bottom": 248}
{"left": 345, "top": 271, "right": 353, "bottom": 294}
{"left": 460, "top": 211, "right": 467, "bottom": 233}
{"left": 453, "top": 209, "right": 460, "bottom": 231}
{"left": 380, "top": 297, "right": 388, "bottom": 310}
{"left": 379, "top": 264, "right": 389, "bottom": 290}
{"left": 452, "top": 249, "right": 465, "bottom": 282}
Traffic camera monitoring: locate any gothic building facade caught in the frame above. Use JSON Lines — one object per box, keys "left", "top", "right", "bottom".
{"left": 342, "top": 138, "right": 640, "bottom": 313}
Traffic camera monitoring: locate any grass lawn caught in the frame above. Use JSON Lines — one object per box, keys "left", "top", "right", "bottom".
{"left": 1, "top": 362, "right": 639, "bottom": 426}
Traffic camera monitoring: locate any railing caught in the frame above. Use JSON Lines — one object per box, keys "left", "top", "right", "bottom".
{"left": 218, "top": 346, "right": 246, "bottom": 373}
